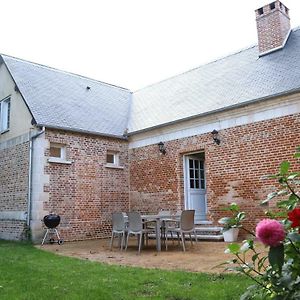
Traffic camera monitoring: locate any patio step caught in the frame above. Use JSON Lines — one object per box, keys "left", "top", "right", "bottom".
{"left": 194, "top": 226, "right": 224, "bottom": 241}
{"left": 196, "top": 234, "right": 224, "bottom": 240}
{"left": 195, "top": 226, "right": 223, "bottom": 232}
{"left": 195, "top": 220, "right": 213, "bottom": 225}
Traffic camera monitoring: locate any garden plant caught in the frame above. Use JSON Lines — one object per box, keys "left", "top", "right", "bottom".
{"left": 223, "top": 147, "right": 300, "bottom": 299}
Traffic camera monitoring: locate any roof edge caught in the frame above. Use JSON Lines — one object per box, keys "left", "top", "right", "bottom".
{"left": 128, "top": 87, "right": 300, "bottom": 136}
{"left": 40, "top": 124, "right": 128, "bottom": 140}
{"left": 0, "top": 54, "right": 36, "bottom": 124}
{"left": 1, "top": 53, "right": 131, "bottom": 92}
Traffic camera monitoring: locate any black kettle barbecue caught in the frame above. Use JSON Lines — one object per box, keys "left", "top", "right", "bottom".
{"left": 41, "top": 213, "right": 64, "bottom": 245}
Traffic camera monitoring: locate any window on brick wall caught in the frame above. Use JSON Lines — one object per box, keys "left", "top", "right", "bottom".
{"left": 49, "top": 143, "right": 66, "bottom": 160}
{"left": 0, "top": 97, "right": 11, "bottom": 133}
{"left": 106, "top": 151, "right": 120, "bottom": 166}
{"left": 48, "top": 143, "right": 73, "bottom": 164}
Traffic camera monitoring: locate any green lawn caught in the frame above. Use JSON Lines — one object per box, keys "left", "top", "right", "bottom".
{"left": 0, "top": 240, "right": 251, "bottom": 300}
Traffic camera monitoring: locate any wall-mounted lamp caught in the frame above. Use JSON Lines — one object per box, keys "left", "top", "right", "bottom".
{"left": 158, "top": 141, "right": 166, "bottom": 155}
{"left": 211, "top": 129, "right": 221, "bottom": 145}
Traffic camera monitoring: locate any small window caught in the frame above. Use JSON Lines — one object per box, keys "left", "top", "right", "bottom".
{"left": 106, "top": 151, "right": 119, "bottom": 166}
{"left": 270, "top": 2, "right": 275, "bottom": 10}
{"left": 258, "top": 7, "right": 264, "bottom": 15}
{"left": 49, "top": 143, "right": 66, "bottom": 160}
{"left": 0, "top": 97, "right": 11, "bottom": 133}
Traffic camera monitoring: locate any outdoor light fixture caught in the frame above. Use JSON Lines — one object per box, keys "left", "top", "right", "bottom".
{"left": 211, "top": 129, "right": 221, "bottom": 145}
{"left": 158, "top": 141, "right": 166, "bottom": 154}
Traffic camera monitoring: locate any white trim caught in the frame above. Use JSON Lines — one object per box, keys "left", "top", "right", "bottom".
{"left": 129, "top": 94, "right": 300, "bottom": 149}
{"left": 0, "top": 132, "right": 31, "bottom": 150}
{"left": 0, "top": 96, "right": 11, "bottom": 133}
{"left": 183, "top": 155, "right": 188, "bottom": 211}
{"left": 106, "top": 150, "right": 120, "bottom": 167}
{"left": 259, "top": 29, "right": 292, "bottom": 57}
{"left": 47, "top": 158, "right": 73, "bottom": 164}
{"left": 0, "top": 211, "right": 27, "bottom": 221}
{"left": 105, "top": 164, "right": 124, "bottom": 170}
{"left": 49, "top": 143, "right": 67, "bottom": 160}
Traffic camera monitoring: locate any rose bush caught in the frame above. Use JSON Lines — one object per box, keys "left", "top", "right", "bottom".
{"left": 222, "top": 147, "right": 300, "bottom": 300}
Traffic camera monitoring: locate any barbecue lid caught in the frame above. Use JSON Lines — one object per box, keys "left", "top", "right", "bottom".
{"left": 43, "top": 214, "right": 60, "bottom": 228}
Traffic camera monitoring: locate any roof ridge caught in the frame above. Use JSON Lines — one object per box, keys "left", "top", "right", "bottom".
{"left": 0, "top": 53, "right": 130, "bottom": 92}
{"left": 133, "top": 26, "right": 300, "bottom": 94}
{"left": 133, "top": 43, "right": 257, "bottom": 93}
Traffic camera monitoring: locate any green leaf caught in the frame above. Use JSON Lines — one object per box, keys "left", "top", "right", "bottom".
{"left": 240, "top": 242, "right": 250, "bottom": 252}
{"left": 280, "top": 161, "right": 290, "bottom": 175}
{"left": 261, "top": 198, "right": 270, "bottom": 205}
{"left": 247, "top": 239, "right": 254, "bottom": 249}
{"left": 277, "top": 195, "right": 298, "bottom": 210}
{"left": 287, "top": 232, "right": 300, "bottom": 242}
{"left": 287, "top": 172, "right": 300, "bottom": 180}
{"left": 257, "top": 256, "right": 268, "bottom": 272}
{"left": 229, "top": 203, "right": 239, "bottom": 211}
{"left": 236, "top": 212, "right": 246, "bottom": 222}
{"left": 268, "top": 244, "right": 284, "bottom": 272}
{"left": 227, "top": 243, "right": 240, "bottom": 254}
{"left": 277, "top": 189, "right": 289, "bottom": 196}
{"left": 218, "top": 217, "right": 231, "bottom": 225}
{"left": 240, "top": 285, "right": 259, "bottom": 300}
{"left": 251, "top": 253, "right": 259, "bottom": 263}
{"left": 294, "top": 147, "right": 300, "bottom": 159}
{"left": 267, "top": 191, "right": 278, "bottom": 200}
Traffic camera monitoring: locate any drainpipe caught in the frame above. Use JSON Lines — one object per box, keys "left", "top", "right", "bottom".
{"left": 27, "top": 126, "right": 45, "bottom": 228}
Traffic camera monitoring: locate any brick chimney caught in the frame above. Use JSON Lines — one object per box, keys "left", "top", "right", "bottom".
{"left": 255, "top": 1, "right": 291, "bottom": 56}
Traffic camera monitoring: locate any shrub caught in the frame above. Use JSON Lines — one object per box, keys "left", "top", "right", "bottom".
{"left": 223, "top": 147, "right": 300, "bottom": 300}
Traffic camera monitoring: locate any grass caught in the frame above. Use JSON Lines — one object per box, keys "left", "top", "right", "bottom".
{"left": 0, "top": 240, "right": 251, "bottom": 300}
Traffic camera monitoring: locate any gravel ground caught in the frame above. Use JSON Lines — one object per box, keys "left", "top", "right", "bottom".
{"left": 38, "top": 238, "right": 241, "bottom": 273}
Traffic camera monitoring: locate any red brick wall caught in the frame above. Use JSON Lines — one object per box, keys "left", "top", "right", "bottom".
{"left": 44, "top": 130, "right": 129, "bottom": 241}
{"left": 256, "top": 1, "right": 290, "bottom": 54}
{"left": 129, "top": 114, "right": 300, "bottom": 234}
{"left": 0, "top": 141, "right": 29, "bottom": 240}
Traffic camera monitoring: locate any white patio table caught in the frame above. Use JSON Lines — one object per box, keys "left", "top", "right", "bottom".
{"left": 141, "top": 214, "right": 178, "bottom": 251}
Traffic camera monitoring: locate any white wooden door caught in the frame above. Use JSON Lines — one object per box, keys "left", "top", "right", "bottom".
{"left": 185, "top": 156, "right": 206, "bottom": 222}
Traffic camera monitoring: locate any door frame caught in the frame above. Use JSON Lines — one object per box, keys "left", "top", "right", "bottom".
{"left": 183, "top": 152, "right": 207, "bottom": 221}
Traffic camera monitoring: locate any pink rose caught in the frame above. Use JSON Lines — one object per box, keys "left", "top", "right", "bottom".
{"left": 255, "top": 219, "right": 285, "bottom": 247}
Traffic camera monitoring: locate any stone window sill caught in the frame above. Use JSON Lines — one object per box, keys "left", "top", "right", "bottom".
{"left": 105, "top": 164, "right": 124, "bottom": 170}
{"left": 48, "top": 158, "right": 73, "bottom": 164}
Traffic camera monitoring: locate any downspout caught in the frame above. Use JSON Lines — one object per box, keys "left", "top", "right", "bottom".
{"left": 27, "top": 126, "right": 45, "bottom": 228}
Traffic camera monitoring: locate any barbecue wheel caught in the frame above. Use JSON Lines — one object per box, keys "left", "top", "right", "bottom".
{"left": 58, "top": 239, "right": 64, "bottom": 245}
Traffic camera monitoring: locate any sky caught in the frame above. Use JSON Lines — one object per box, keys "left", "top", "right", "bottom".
{"left": 1, "top": 0, "right": 300, "bottom": 90}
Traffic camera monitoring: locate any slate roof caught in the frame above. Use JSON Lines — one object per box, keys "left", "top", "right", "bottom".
{"left": 2, "top": 55, "right": 131, "bottom": 138}
{"left": 2, "top": 27, "right": 300, "bottom": 138}
{"left": 128, "top": 27, "right": 300, "bottom": 134}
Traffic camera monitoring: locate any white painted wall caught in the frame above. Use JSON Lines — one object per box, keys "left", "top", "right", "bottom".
{"left": 0, "top": 62, "right": 33, "bottom": 142}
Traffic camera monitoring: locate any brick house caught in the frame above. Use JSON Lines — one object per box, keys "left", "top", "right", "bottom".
{"left": 1, "top": 0, "right": 300, "bottom": 242}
